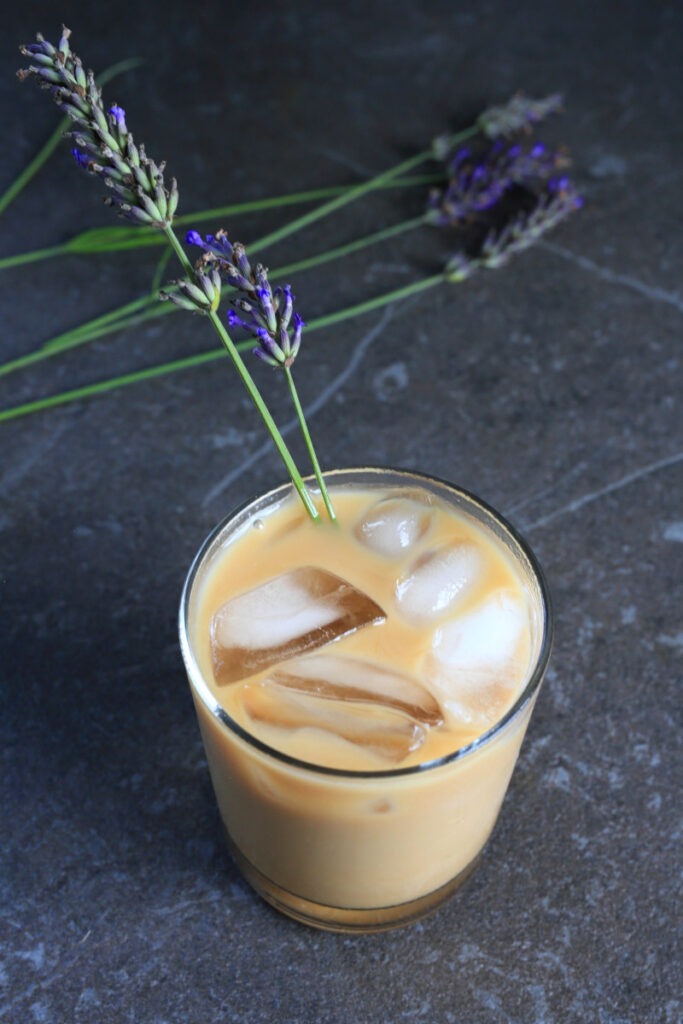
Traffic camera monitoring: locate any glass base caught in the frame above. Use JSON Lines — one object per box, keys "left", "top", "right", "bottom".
{"left": 225, "top": 832, "right": 482, "bottom": 932}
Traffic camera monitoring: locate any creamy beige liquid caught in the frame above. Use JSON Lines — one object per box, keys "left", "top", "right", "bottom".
{"left": 185, "top": 479, "right": 544, "bottom": 917}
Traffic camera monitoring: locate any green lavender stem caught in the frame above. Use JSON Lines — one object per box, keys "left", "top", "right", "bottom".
{"left": 0, "top": 294, "right": 163, "bottom": 378}
{"left": 0, "top": 176, "right": 441, "bottom": 272}
{"left": 284, "top": 366, "right": 336, "bottom": 522}
{"left": 207, "top": 309, "right": 321, "bottom": 521}
{"left": 0, "top": 274, "right": 445, "bottom": 424}
{"left": 0, "top": 213, "right": 429, "bottom": 379}
{"left": 162, "top": 224, "right": 320, "bottom": 521}
{"left": 249, "top": 128, "right": 478, "bottom": 253}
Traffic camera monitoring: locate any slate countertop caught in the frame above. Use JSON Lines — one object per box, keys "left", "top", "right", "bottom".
{"left": 2, "top": 2, "right": 681, "bottom": 1021}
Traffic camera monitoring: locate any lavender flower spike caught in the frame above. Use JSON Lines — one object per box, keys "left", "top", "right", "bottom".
{"left": 445, "top": 177, "right": 582, "bottom": 281}
{"left": 427, "top": 139, "right": 569, "bottom": 227}
{"left": 17, "top": 27, "right": 330, "bottom": 523}
{"left": 480, "top": 177, "right": 582, "bottom": 268}
{"left": 187, "top": 230, "right": 304, "bottom": 369}
{"left": 478, "top": 93, "right": 564, "bottom": 139}
{"left": 18, "top": 27, "right": 179, "bottom": 228}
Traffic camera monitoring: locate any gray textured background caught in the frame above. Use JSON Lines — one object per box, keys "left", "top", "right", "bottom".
{"left": 1, "top": 1, "right": 681, "bottom": 1021}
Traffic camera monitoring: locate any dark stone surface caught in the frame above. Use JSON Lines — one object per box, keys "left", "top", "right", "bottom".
{"left": 1, "top": 1, "right": 681, "bottom": 1021}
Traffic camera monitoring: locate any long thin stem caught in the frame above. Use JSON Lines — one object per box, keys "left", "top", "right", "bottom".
{"left": 308, "top": 273, "right": 443, "bottom": 330}
{"left": 0, "top": 175, "right": 442, "bottom": 271}
{"left": 0, "top": 308, "right": 171, "bottom": 378}
{"left": 251, "top": 127, "right": 478, "bottom": 253}
{"left": 274, "top": 214, "right": 426, "bottom": 279}
{"left": 0, "top": 244, "right": 69, "bottom": 271}
{"left": 0, "top": 350, "right": 222, "bottom": 423}
{"left": 284, "top": 366, "right": 336, "bottom": 522}
{"left": 0, "top": 213, "right": 429, "bottom": 378}
{"left": 163, "top": 225, "right": 320, "bottom": 521}
{"left": 0, "top": 294, "right": 160, "bottom": 378}
{"left": 0, "top": 274, "right": 445, "bottom": 423}
{"left": 172, "top": 173, "right": 442, "bottom": 227}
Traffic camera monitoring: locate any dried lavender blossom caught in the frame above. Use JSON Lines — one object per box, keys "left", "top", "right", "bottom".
{"left": 187, "top": 230, "right": 304, "bottom": 368}
{"left": 18, "top": 26, "right": 178, "bottom": 227}
{"left": 479, "top": 177, "right": 583, "bottom": 266}
{"left": 445, "top": 177, "right": 583, "bottom": 280}
{"left": 427, "top": 139, "right": 569, "bottom": 227}
{"left": 478, "top": 92, "right": 564, "bottom": 139}
{"left": 432, "top": 92, "right": 563, "bottom": 162}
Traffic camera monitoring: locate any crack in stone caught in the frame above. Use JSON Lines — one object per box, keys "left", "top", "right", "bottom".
{"left": 540, "top": 241, "right": 683, "bottom": 315}
{"left": 523, "top": 451, "right": 683, "bottom": 532}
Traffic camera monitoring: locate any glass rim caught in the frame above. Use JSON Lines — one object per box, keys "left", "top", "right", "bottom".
{"left": 179, "top": 466, "right": 553, "bottom": 780}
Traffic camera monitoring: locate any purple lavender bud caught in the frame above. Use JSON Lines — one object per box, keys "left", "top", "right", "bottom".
{"left": 225, "top": 270, "right": 254, "bottom": 293}
{"left": 109, "top": 104, "right": 127, "bottom": 131}
{"left": 288, "top": 313, "right": 304, "bottom": 363}
{"left": 227, "top": 309, "right": 249, "bottom": 332}
{"left": 277, "top": 285, "right": 294, "bottom": 330}
{"left": 549, "top": 175, "right": 569, "bottom": 193}
{"left": 255, "top": 327, "right": 286, "bottom": 365}
{"left": 186, "top": 230, "right": 204, "bottom": 248}
{"left": 212, "top": 230, "right": 233, "bottom": 259}
{"left": 234, "top": 244, "right": 252, "bottom": 280}
{"left": 71, "top": 147, "right": 90, "bottom": 170}
{"left": 256, "top": 284, "right": 277, "bottom": 334}
{"left": 449, "top": 147, "right": 470, "bottom": 172}
{"left": 39, "top": 67, "right": 63, "bottom": 85}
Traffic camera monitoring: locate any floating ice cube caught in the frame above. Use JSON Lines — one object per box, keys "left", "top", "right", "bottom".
{"left": 211, "top": 567, "right": 385, "bottom": 685}
{"left": 355, "top": 495, "right": 433, "bottom": 558}
{"left": 238, "top": 679, "right": 427, "bottom": 764}
{"left": 425, "top": 590, "right": 530, "bottom": 728}
{"left": 268, "top": 653, "right": 443, "bottom": 726}
{"left": 395, "top": 542, "right": 483, "bottom": 624}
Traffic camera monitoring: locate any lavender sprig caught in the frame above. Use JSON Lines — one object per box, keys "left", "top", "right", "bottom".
{"left": 445, "top": 177, "right": 583, "bottom": 280}
{"left": 478, "top": 92, "right": 564, "bottom": 139}
{"left": 18, "top": 27, "right": 178, "bottom": 227}
{"left": 185, "top": 230, "right": 335, "bottom": 520}
{"left": 479, "top": 177, "right": 583, "bottom": 267}
{"left": 427, "top": 139, "right": 569, "bottom": 226}
{"left": 18, "top": 26, "right": 327, "bottom": 523}
{"left": 432, "top": 92, "right": 563, "bottom": 163}
{"left": 186, "top": 230, "right": 304, "bottom": 368}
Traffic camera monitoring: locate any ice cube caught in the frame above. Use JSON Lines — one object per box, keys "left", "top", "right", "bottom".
{"left": 238, "top": 679, "right": 427, "bottom": 764}
{"left": 267, "top": 653, "right": 443, "bottom": 726}
{"left": 395, "top": 542, "right": 482, "bottom": 624}
{"left": 211, "top": 567, "right": 385, "bottom": 684}
{"left": 355, "top": 495, "right": 433, "bottom": 558}
{"left": 425, "top": 590, "right": 530, "bottom": 728}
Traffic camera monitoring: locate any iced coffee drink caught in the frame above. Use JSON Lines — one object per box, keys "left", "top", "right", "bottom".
{"left": 180, "top": 468, "right": 551, "bottom": 930}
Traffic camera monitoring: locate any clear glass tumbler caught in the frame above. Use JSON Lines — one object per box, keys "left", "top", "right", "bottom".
{"left": 179, "top": 468, "right": 552, "bottom": 932}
